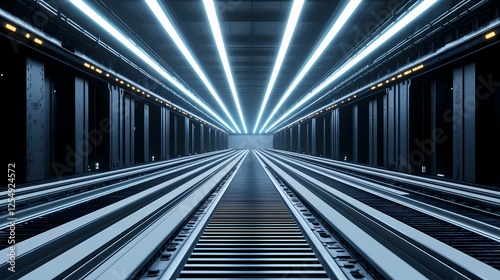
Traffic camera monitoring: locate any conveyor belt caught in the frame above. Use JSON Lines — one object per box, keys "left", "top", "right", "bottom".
{"left": 177, "top": 152, "right": 331, "bottom": 279}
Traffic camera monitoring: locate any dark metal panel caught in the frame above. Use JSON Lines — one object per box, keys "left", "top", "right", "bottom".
{"left": 387, "top": 87, "right": 395, "bottom": 169}
{"left": 453, "top": 67, "right": 464, "bottom": 180}
{"left": 297, "top": 124, "right": 301, "bottom": 153}
{"left": 191, "top": 121, "right": 195, "bottom": 154}
{"left": 311, "top": 118, "right": 317, "bottom": 156}
{"left": 185, "top": 116, "right": 190, "bottom": 156}
{"left": 124, "top": 95, "right": 131, "bottom": 165}
{"left": 143, "top": 103, "right": 149, "bottom": 162}
{"left": 352, "top": 105, "right": 358, "bottom": 162}
{"left": 289, "top": 127, "right": 293, "bottom": 152}
{"left": 464, "top": 63, "right": 476, "bottom": 182}
{"left": 322, "top": 117, "right": 326, "bottom": 157}
{"left": 161, "top": 107, "right": 170, "bottom": 160}
{"left": 306, "top": 122, "right": 310, "bottom": 154}
{"left": 173, "top": 115, "right": 178, "bottom": 156}
{"left": 399, "top": 81, "right": 410, "bottom": 172}
{"left": 75, "top": 76, "right": 89, "bottom": 174}
{"left": 208, "top": 127, "right": 212, "bottom": 152}
{"left": 26, "top": 58, "right": 47, "bottom": 181}
{"left": 430, "top": 80, "right": 437, "bottom": 175}
{"left": 130, "top": 98, "right": 135, "bottom": 164}
{"left": 200, "top": 124, "right": 204, "bottom": 153}
{"left": 383, "top": 93, "right": 388, "bottom": 168}
{"left": 369, "top": 99, "right": 378, "bottom": 165}
{"left": 109, "top": 84, "right": 123, "bottom": 169}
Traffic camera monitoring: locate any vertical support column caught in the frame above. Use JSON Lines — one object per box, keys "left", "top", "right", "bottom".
{"left": 306, "top": 122, "right": 310, "bottom": 154}
{"left": 352, "top": 105, "right": 358, "bottom": 162}
{"left": 385, "top": 81, "right": 410, "bottom": 171}
{"left": 453, "top": 64, "right": 476, "bottom": 182}
{"left": 297, "top": 124, "right": 301, "bottom": 153}
{"left": 191, "top": 121, "right": 195, "bottom": 154}
{"left": 322, "top": 117, "right": 326, "bottom": 156}
{"left": 26, "top": 58, "right": 49, "bottom": 181}
{"left": 385, "top": 87, "right": 395, "bottom": 169}
{"left": 109, "top": 84, "right": 124, "bottom": 168}
{"left": 173, "top": 114, "right": 178, "bottom": 157}
{"left": 208, "top": 127, "right": 212, "bottom": 152}
{"left": 369, "top": 99, "right": 378, "bottom": 166}
{"left": 399, "top": 80, "right": 410, "bottom": 172}
{"left": 290, "top": 127, "right": 293, "bottom": 152}
{"left": 143, "top": 103, "right": 149, "bottom": 162}
{"left": 185, "top": 116, "right": 190, "bottom": 156}
{"left": 75, "top": 76, "right": 89, "bottom": 174}
{"left": 200, "top": 124, "right": 204, "bottom": 153}
{"left": 331, "top": 109, "right": 340, "bottom": 160}
{"left": 161, "top": 107, "right": 170, "bottom": 160}
{"left": 123, "top": 95, "right": 135, "bottom": 166}
{"left": 311, "top": 118, "right": 317, "bottom": 156}
{"left": 430, "top": 80, "right": 437, "bottom": 175}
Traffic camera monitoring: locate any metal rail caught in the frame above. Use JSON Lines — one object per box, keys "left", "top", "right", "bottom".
{"left": 257, "top": 149, "right": 500, "bottom": 279}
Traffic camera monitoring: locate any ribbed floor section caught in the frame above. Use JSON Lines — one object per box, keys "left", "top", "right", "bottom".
{"left": 178, "top": 152, "right": 329, "bottom": 279}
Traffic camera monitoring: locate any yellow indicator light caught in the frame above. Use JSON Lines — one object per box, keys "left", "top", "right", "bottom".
{"left": 386, "top": 80, "right": 389, "bottom": 83}
{"left": 142, "top": 91, "right": 145, "bottom": 94}
{"left": 25, "top": 33, "right": 31, "bottom": 39}
{"left": 95, "top": 68, "right": 102, "bottom": 74}
{"left": 371, "top": 86, "right": 376, "bottom": 90}
{"left": 147, "top": 94, "right": 150, "bottom": 97}
{"left": 115, "top": 78, "right": 119, "bottom": 81}
{"left": 137, "top": 89, "right": 140, "bottom": 92}
{"left": 120, "top": 81, "right": 124, "bottom": 84}
{"left": 412, "top": 64, "right": 424, "bottom": 71}
{"left": 391, "top": 77, "right": 396, "bottom": 81}
{"left": 377, "top": 83, "right": 383, "bottom": 87}
{"left": 404, "top": 70, "right": 412, "bottom": 75}
{"left": 342, "top": 101, "right": 344, "bottom": 103}
{"left": 84, "top": 63, "right": 91, "bottom": 68}
{"left": 34, "top": 38, "right": 43, "bottom": 45}
{"left": 397, "top": 74, "right": 403, "bottom": 78}
{"left": 354, "top": 95, "right": 356, "bottom": 98}
{"left": 106, "top": 73, "right": 110, "bottom": 77}
{"left": 348, "top": 98, "right": 351, "bottom": 101}
{"left": 127, "top": 84, "right": 130, "bottom": 87}
{"left": 5, "top": 23, "right": 16, "bottom": 32}
{"left": 132, "top": 86, "right": 135, "bottom": 90}
{"left": 485, "top": 31, "right": 496, "bottom": 39}
{"left": 90, "top": 66, "right": 95, "bottom": 70}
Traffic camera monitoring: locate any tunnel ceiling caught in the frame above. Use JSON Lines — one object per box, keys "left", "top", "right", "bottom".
{"left": 2, "top": 0, "right": 498, "bottom": 133}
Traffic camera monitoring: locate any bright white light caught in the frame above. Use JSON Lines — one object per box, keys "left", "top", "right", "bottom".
{"left": 253, "top": 0, "right": 304, "bottom": 134}
{"left": 258, "top": 0, "right": 362, "bottom": 134}
{"left": 69, "top": 0, "right": 234, "bottom": 133}
{"left": 265, "top": 0, "right": 438, "bottom": 133}
{"left": 203, "top": 0, "right": 247, "bottom": 133}
{"left": 145, "top": 0, "right": 241, "bottom": 133}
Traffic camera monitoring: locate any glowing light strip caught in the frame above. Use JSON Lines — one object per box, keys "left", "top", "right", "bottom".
{"left": 203, "top": 0, "right": 247, "bottom": 133}
{"left": 258, "top": 0, "right": 362, "bottom": 134}
{"left": 253, "top": 0, "right": 305, "bottom": 134}
{"left": 69, "top": 0, "right": 234, "bottom": 133}
{"left": 265, "top": 0, "right": 438, "bottom": 133}
{"left": 145, "top": 0, "right": 240, "bottom": 133}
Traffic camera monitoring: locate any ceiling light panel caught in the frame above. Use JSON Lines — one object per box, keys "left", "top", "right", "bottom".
{"left": 69, "top": 0, "right": 234, "bottom": 133}
{"left": 258, "top": 0, "right": 362, "bottom": 134}
{"left": 145, "top": 0, "right": 241, "bottom": 133}
{"left": 253, "top": 0, "right": 305, "bottom": 134}
{"left": 203, "top": 0, "right": 247, "bottom": 133}
{"left": 265, "top": 0, "right": 438, "bottom": 133}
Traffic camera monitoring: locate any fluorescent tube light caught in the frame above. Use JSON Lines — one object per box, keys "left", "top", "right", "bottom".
{"left": 258, "top": 0, "right": 362, "bottom": 133}
{"left": 265, "top": 0, "right": 438, "bottom": 133}
{"left": 69, "top": 0, "right": 234, "bottom": 133}
{"left": 203, "top": 0, "right": 247, "bottom": 133}
{"left": 253, "top": 0, "right": 305, "bottom": 134}
{"left": 145, "top": 0, "right": 241, "bottom": 133}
